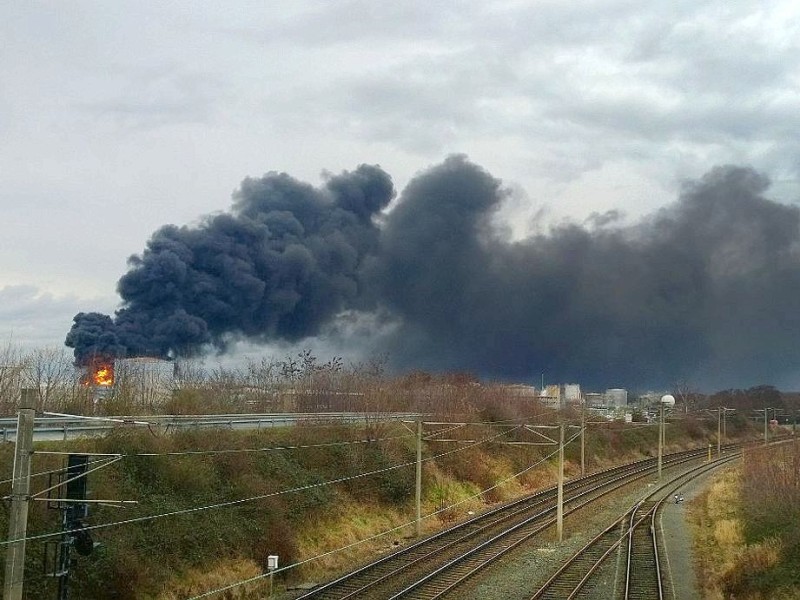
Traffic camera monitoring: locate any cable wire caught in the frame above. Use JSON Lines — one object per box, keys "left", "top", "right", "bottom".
{"left": 185, "top": 428, "right": 580, "bottom": 599}
{"left": 33, "top": 433, "right": 415, "bottom": 458}
{"left": 0, "top": 424, "right": 522, "bottom": 547}
{"left": 0, "top": 456, "right": 122, "bottom": 490}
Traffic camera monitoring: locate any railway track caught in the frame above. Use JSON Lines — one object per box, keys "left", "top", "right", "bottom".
{"left": 297, "top": 446, "right": 729, "bottom": 599}
{"left": 529, "top": 454, "right": 739, "bottom": 600}
{"left": 622, "top": 500, "right": 662, "bottom": 600}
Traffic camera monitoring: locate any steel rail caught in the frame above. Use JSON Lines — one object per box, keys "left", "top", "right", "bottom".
{"left": 530, "top": 454, "right": 739, "bottom": 600}
{"left": 651, "top": 497, "right": 665, "bottom": 600}
{"left": 298, "top": 445, "right": 724, "bottom": 599}
{"left": 385, "top": 453, "right": 709, "bottom": 600}
{"left": 623, "top": 501, "right": 660, "bottom": 600}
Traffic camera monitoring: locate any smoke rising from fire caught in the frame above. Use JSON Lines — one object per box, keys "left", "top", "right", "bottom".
{"left": 67, "top": 156, "right": 800, "bottom": 388}
{"left": 66, "top": 164, "right": 394, "bottom": 364}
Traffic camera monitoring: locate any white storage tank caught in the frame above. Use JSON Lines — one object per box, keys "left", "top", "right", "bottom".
{"left": 113, "top": 357, "right": 174, "bottom": 407}
{"left": 605, "top": 388, "right": 628, "bottom": 408}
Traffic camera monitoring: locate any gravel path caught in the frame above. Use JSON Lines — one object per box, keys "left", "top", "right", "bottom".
{"left": 659, "top": 460, "right": 738, "bottom": 600}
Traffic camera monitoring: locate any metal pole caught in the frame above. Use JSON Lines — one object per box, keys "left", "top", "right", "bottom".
{"left": 723, "top": 408, "right": 727, "bottom": 446}
{"left": 764, "top": 409, "right": 768, "bottom": 446}
{"left": 3, "top": 390, "right": 36, "bottom": 600}
{"left": 580, "top": 401, "right": 585, "bottom": 477}
{"left": 657, "top": 403, "right": 663, "bottom": 480}
{"left": 415, "top": 418, "right": 422, "bottom": 537}
{"left": 557, "top": 424, "right": 564, "bottom": 543}
{"left": 717, "top": 408, "right": 721, "bottom": 457}
{"left": 57, "top": 509, "right": 71, "bottom": 600}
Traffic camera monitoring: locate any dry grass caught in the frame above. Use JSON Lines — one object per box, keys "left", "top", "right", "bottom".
{"left": 158, "top": 558, "right": 265, "bottom": 600}
{"left": 713, "top": 518, "right": 744, "bottom": 548}
{"left": 689, "top": 465, "right": 792, "bottom": 600}
{"left": 688, "top": 466, "right": 743, "bottom": 599}
{"left": 293, "top": 502, "right": 412, "bottom": 580}
{"left": 717, "top": 538, "right": 783, "bottom": 596}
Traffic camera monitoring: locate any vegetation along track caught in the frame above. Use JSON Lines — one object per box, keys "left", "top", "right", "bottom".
{"left": 530, "top": 453, "right": 740, "bottom": 600}
{"left": 298, "top": 445, "right": 734, "bottom": 599}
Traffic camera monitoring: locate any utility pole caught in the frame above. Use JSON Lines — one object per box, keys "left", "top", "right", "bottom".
{"left": 658, "top": 395, "right": 675, "bottom": 480}
{"left": 415, "top": 418, "right": 422, "bottom": 537}
{"left": 723, "top": 407, "right": 727, "bottom": 444}
{"left": 717, "top": 407, "right": 721, "bottom": 457}
{"left": 754, "top": 407, "right": 773, "bottom": 446}
{"left": 557, "top": 424, "right": 564, "bottom": 543}
{"left": 3, "top": 389, "right": 36, "bottom": 600}
{"left": 580, "top": 399, "right": 585, "bottom": 477}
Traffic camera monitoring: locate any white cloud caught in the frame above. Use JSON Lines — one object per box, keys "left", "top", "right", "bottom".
{"left": 0, "top": 286, "right": 117, "bottom": 351}
{"left": 1, "top": 0, "right": 799, "bottom": 353}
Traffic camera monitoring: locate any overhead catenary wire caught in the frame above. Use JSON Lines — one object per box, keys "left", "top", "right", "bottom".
{"left": 22, "top": 455, "right": 125, "bottom": 501}
{"left": 32, "top": 432, "right": 416, "bottom": 458}
{"left": 0, "top": 423, "right": 524, "bottom": 547}
{"left": 2, "top": 419, "right": 542, "bottom": 496}
{"left": 0, "top": 418, "right": 630, "bottom": 490}
{"left": 185, "top": 427, "right": 583, "bottom": 599}
{"left": 0, "top": 455, "right": 121, "bottom": 489}
{"left": 31, "top": 416, "right": 551, "bottom": 459}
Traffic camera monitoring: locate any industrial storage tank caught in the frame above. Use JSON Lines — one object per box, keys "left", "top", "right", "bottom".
{"left": 605, "top": 388, "right": 628, "bottom": 408}
{"left": 564, "top": 384, "right": 582, "bottom": 402}
{"left": 113, "top": 357, "right": 175, "bottom": 408}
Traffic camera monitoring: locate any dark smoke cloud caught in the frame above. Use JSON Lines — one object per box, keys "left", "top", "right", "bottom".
{"left": 66, "top": 165, "right": 394, "bottom": 364}
{"left": 67, "top": 155, "right": 800, "bottom": 389}
{"left": 367, "top": 156, "right": 800, "bottom": 389}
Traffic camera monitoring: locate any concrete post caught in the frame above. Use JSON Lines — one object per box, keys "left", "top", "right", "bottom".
{"left": 658, "top": 403, "right": 664, "bottom": 480}
{"left": 415, "top": 418, "right": 422, "bottom": 537}
{"left": 3, "top": 389, "right": 36, "bottom": 600}
{"left": 557, "top": 424, "right": 564, "bottom": 543}
{"left": 580, "top": 401, "right": 585, "bottom": 477}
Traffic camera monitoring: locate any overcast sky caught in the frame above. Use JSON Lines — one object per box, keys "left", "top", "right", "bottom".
{"left": 2, "top": 1, "right": 800, "bottom": 373}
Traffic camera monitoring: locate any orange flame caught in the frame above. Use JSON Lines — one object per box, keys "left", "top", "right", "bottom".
{"left": 93, "top": 365, "right": 114, "bottom": 386}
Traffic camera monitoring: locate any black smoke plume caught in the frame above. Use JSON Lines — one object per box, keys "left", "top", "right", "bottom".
{"left": 66, "top": 164, "right": 394, "bottom": 364}
{"left": 67, "top": 155, "right": 800, "bottom": 389}
{"left": 367, "top": 156, "right": 800, "bottom": 389}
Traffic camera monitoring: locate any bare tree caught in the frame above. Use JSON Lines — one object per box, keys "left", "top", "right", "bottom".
{"left": 20, "top": 346, "right": 78, "bottom": 411}
{"left": 0, "top": 339, "right": 26, "bottom": 414}
{"left": 673, "top": 379, "right": 697, "bottom": 414}
{"left": 173, "top": 358, "right": 208, "bottom": 389}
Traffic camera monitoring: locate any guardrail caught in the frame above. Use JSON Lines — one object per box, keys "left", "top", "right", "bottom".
{"left": 0, "top": 412, "right": 424, "bottom": 443}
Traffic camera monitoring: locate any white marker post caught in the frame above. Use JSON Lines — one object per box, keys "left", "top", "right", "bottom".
{"left": 267, "top": 555, "right": 278, "bottom": 597}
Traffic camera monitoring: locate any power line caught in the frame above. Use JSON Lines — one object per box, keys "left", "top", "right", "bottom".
{"left": 0, "top": 424, "right": 523, "bottom": 547}
{"left": 25, "top": 456, "right": 124, "bottom": 501}
{"left": 32, "top": 418, "right": 539, "bottom": 459}
{"left": 0, "top": 456, "right": 120, "bottom": 489}
{"left": 185, "top": 428, "right": 577, "bottom": 599}
{"left": 32, "top": 433, "right": 415, "bottom": 458}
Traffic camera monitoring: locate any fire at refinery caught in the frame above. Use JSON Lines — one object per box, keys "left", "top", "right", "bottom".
{"left": 81, "top": 357, "right": 175, "bottom": 406}
{"left": 82, "top": 361, "right": 114, "bottom": 388}
{"left": 93, "top": 365, "right": 113, "bottom": 387}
